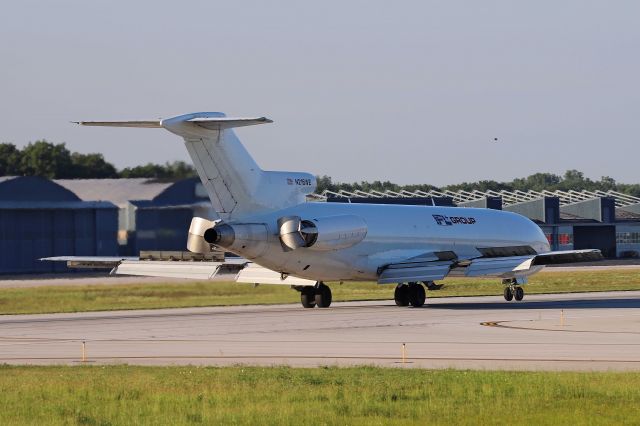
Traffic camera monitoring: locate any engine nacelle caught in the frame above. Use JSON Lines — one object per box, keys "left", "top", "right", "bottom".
{"left": 278, "top": 214, "right": 367, "bottom": 251}
{"left": 202, "top": 222, "right": 268, "bottom": 259}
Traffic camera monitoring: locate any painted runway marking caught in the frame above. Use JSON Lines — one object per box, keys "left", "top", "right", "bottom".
{"left": 481, "top": 320, "right": 640, "bottom": 335}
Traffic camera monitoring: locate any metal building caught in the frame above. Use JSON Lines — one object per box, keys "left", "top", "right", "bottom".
{"left": 56, "top": 178, "right": 214, "bottom": 255}
{"left": 0, "top": 176, "right": 118, "bottom": 274}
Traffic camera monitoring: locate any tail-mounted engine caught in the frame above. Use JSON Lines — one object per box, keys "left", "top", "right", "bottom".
{"left": 278, "top": 215, "right": 367, "bottom": 251}
{"left": 189, "top": 217, "right": 268, "bottom": 259}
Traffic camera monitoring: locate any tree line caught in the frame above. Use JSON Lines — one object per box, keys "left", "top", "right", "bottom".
{"left": 2, "top": 140, "right": 639, "bottom": 197}
{"left": 0, "top": 140, "right": 196, "bottom": 179}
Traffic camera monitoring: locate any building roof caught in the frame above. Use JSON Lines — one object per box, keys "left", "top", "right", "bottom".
{"left": 615, "top": 209, "right": 640, "bottom": 221}
{"left": 0, "top": 176, "right": 81, "bottom": 202}
{"left": 55, "top": 178, "right": 174, "bottom": 205}
{"left": 55, "top": 178, "right": 206, "bottom": 206}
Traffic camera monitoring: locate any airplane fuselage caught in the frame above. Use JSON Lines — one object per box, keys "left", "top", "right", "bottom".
{"left": 226, "top": 202, "right": 550, "bottom": 281}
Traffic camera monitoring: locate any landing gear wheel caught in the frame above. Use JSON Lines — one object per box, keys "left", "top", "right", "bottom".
{"left": 300, "top": 287, "right": 316, "bottom": 308}
{"left": 394, "top": 284, "right": 410, "bottom": 307}
{"left": 514, "top": 286, "right": 524, "bottom": 301}
{"left": 314, "top": 282, "right": 332, "bottom": 308}
{"left": 503, "top": 287, "right": 513, "bottom": 301}
{"left": 408, "top": 282, "right": 426, "bottom": 307}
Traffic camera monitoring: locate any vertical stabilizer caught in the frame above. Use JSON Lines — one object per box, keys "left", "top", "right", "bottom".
{"left": 76, "top": 112, "right": 316, "bottom": 219}
{"left": 161, "top": 112, "right": 315, "bottom": 219}
{"left": 76, "top": 112, "right": 315, "bottom": 219}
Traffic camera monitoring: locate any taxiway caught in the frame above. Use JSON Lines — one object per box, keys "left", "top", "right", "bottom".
{"left": 1, "top": 291, "right": 639, "bottom": 371}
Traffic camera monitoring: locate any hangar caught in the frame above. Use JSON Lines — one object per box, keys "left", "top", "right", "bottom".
{"left": 56, "top": 178, "right": 214, "bottom": 255}
{"left": 315, "top": 188, "right": 640, "bottom": 258}
{"left": 0, "top": 176, "right": 118, "bottom": 274}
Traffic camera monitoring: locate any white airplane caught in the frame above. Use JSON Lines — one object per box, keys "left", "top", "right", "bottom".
{"left": 47, "top": 112, "right": 601, "bottom": 309}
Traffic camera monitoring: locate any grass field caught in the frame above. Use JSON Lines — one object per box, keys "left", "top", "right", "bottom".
{"left": 1, "top": 269, "right": 639, "bottom": 315}
{"left": 0, "top": 365, "right": 638, "bottom": 425}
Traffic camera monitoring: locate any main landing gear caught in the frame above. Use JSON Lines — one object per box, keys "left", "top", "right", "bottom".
{"left": 503, "top": 278, "right": 525, "bottom": 302}
{"left": 394, "top": 282, "right": 426, "bottom": 307}
{"left": 298, "top": 282, "right": 332, "bottom": 308}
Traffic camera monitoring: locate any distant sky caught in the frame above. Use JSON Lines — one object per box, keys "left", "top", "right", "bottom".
{"left": 1, "top": 1, "right": 638, "bottom": 186}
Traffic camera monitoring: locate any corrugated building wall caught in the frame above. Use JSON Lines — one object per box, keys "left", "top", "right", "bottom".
{"left": 56, "top": 177, "right": 214, "bottom": 256}
{"left": 0, "top": 177, "right": 118, "bottom": 274}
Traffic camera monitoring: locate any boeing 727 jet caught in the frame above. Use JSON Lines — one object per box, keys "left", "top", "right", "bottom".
{"left": 46, "top": 112, "right": 601, "bottom": 308}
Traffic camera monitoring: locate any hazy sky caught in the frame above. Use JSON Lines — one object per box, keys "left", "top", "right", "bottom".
{"left": 1, "top": 1, "right": 638, "bottom": 186}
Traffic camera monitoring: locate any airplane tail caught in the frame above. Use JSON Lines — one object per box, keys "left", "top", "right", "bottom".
{"left": 76, "top": 112, "right": 316, "bottom": 220}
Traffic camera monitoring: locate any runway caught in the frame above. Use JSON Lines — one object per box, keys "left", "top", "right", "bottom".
{"left": 1, "top": 291, "right": 640, "bottom": 371}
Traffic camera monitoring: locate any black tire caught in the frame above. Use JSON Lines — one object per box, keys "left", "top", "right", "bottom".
{"left": 503, "top": 287, "right": 513, "bottom": 301}
{"left": 408, "top": 283, "right": 426, "bottom": 307}
{"left": 514, "top": 287, "right": 524, "bottom": 301}
{"left": 394, "top": 284, "right": 410, "bottom": 307}
{"left": 301, "top": 287, "right": 316, "bottom": 308}
{"left": 315, "top": 283, "right": 332, "bottom": 308}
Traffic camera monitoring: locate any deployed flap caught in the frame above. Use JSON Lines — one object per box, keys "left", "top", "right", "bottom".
{"left": 378, "top": 261, "right": 453, "bottom": 284}
{"left": 465, "top": 256, "right": 534, "bottom": 277}
{"left": 42, "top": 256, "right": 246, "bottom": 280}
{"left": 42, "top": 256, "right": 317, "bottom": 286}
{"left": 236, "top": 264, "right": 316, "bottom": 286}
{"left": 518, "top": 249, "right": 602, "bottom": 269}
{"left": 531, "top": 249, "right": 602, "bottom": 265}
{"left": 114, "top": 260, "right": 225, "bottom": 280}
{"left": 465, "top": 249, "right": 603, "bottom": 277}
{"left": 42, "top": 256, "right": 137, "bottom": 269}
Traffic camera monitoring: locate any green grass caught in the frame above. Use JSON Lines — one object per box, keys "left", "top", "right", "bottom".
{"left": 1, "top": 269, "right": 640, "bottom": 315}
{"left": 0, "top": 365, "right": 638, "bottom": 425}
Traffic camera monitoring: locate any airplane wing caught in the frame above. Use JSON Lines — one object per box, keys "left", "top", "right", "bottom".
{"left": 41, "top": 256, "right": 316, "bottom": 286}
{"left": 377, "top": 249, "right": 602, "bottom": 283}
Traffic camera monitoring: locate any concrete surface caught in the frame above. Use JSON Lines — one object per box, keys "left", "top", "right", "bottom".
{"left": 1, "top": 291, "right": 640, "bottom": 371}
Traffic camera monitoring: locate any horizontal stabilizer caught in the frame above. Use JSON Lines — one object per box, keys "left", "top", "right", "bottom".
{"left": 73, "top": 116, "right": 272, "bottom": 131}
{"left": 186, "top": 116, "right": 272, "bottom": 130}
{"left": 73, "top": 120, "right": 162, "bottom": 128}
